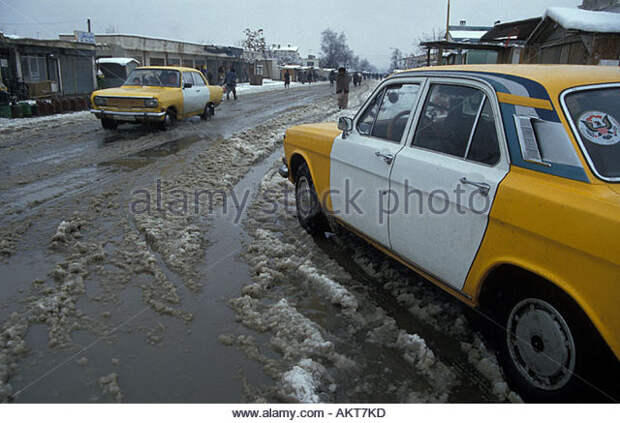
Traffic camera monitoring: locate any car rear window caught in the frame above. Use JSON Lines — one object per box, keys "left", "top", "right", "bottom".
{"left": 564, "top": 86, "right": 620, "bottom": 180}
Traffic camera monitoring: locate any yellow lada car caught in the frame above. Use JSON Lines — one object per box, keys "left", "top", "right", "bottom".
{"left": 90, "top": 66, "right": 223, "bottom": 130}
{"left": 280, "top": 65, "right": 620, "bottom": 401}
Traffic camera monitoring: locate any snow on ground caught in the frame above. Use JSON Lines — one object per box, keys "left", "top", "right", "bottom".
{"left": 0, "top": 111, "right": 91, "bottom": 133}
{"left": 332, "top": 214, "right": 521, "bottom": 402}
{"left": 235, "top": 79, "right": 328, "bottom": 95}
{"left": 228, "top": 161, "right": 460, "bottom": 402}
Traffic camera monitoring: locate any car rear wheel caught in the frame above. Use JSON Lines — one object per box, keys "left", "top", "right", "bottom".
{"left": 295, "top": 163, "right": 326, "bottom": 235}
{"left": 101, "top": 118, "right": 117, "bottom": 130}
{"left": 201, "top": 103, "right": 214, "bottom": 120}
{"left": 493, "top": 281, "right": 616, "bottom": 402}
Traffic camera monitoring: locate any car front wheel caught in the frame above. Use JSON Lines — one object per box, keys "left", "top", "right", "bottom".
{"left": 295, "top": 163, "right": 326, "bottom": 235}
{"left": 101, "top": 118, "right": 117, "bottom": 130}
{"left": 160, "top": 108, "right": 176, "bottom": 130}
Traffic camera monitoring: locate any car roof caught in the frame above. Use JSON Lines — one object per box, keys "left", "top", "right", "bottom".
{"left": 393, "top": 64, "right": 620, "bottom": 91}
{"left": 136, "top": 66, "right": 200, "bottom": 72}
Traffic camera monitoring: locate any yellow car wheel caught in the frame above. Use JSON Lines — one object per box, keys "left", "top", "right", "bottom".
{"left": 494, "top": 279, "right": 616, "bottom": 402}
{"left": 294, "top": 163, "right": 327, "bottom": 235}
{"left": 160, "top": 108, "right": 176, "bottom": 130}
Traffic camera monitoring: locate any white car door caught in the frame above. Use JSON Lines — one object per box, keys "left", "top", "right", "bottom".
{"left": 191, "top": 72, "right": 210, "bottom": 111}
{"left": 330, "top": 79, "right": 424, "bottom": 247}
{"left": 182, "top": 72, "right": 201, "bottom": 114}
{"left": 388, "top": 79, "right": 509, "bottom": 290}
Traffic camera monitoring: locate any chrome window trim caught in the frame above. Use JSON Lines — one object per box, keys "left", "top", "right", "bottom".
{"left": 559, "top": 82, "right": 620, "bottom": 183}
{"left": 407, "top": 77, "right": 509, "bottom": 169}
{"left": 352, "top": 78, "right": 426, "bottom": 145}
{"left": 464, "top": 97, "right": 486, "bottom": 159}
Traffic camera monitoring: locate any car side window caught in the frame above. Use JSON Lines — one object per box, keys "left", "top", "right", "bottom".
{"left": 192, "top": 72, "right": 206, "bottom": 86}
{"left": 466, "top": 99, "right": 501, "bottom": 165}
{"left": 357, "top": 88, "right": 385, "bottom": 136}
{"left": 371, "top": 84, "right": 420, "bottom": 142}
{"left": 182, "top": 72, "right": 193, "bottom": 87}
{"left": 413, "top": 84, "right": 484, "bottom": 157}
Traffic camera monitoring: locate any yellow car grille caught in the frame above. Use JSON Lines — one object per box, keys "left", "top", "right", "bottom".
{"left": 104, "top": 97, "right": 146, "bottom": 108}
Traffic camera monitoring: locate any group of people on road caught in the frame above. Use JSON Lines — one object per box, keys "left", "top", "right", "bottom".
{"left": 198, "top": 63, "right": 368, "bottom": 108}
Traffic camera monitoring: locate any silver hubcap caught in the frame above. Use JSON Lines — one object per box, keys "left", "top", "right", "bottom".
{"left": 507, "top": 298, "right": 576, "bottom": 390}
{"left": 297, "top": 176, "right": 313, "bottom": 218}
{"left": 164, "top": 112, "right": 173, "bottom": 127}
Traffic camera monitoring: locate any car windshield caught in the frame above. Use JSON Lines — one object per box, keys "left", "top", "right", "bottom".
{"left": 564, "top": 86, "right": 620, "bottom": 180}
{"left": 123, "top": 69, "right": 180, "bottom": 87}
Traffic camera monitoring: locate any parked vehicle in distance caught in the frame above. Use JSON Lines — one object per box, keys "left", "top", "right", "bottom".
{"left": 96, "top": 57, "right": 141, "bottom": 89}
{"left": 280, "top": 64, "right": 620, "bottom": 402}
{"left": 90, "top": 66, "right": 223, "bottom": 130}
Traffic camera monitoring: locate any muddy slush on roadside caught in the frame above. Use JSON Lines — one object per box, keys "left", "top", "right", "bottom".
{"left": 0, "top": 81, "right": 518, "bottom": 403}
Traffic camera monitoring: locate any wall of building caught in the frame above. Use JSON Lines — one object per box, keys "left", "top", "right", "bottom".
{"left": 524, "top": 22, "right": 620, "bottom": 65}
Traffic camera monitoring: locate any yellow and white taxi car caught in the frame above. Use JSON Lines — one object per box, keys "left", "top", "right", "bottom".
{"left": 90, "top": 66, "right": 223, "bottom": 129}
{"left": 280, "top": 65, "right": 619, "bottom": 401}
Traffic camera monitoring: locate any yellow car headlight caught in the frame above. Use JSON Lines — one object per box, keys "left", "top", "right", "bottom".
{"left": 94, "top": 96, "right": 107, "bottom": 106}
{"left": 144, "top": 98, "right": 158, "bottom": 108}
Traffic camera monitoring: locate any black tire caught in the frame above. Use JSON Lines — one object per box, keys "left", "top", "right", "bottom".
{"left": 295, "top": 163, "right": 327, "bottom": 235}
{"left": 101, "top": 118, "right": 117, "bottom": 130}
{"left": 159, "top": 108, "right": 176, "bottom": 130}
{"left": 201, "top": 103, "right": 214, "bottom": 120}
{"left": 490, "top": 279, "right": 618, "bottom": 402}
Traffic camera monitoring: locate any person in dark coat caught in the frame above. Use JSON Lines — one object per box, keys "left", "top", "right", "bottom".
{"left": 224, "top": 67, "right": 237, "bottom": 100}
{"left": 335, "top": 67, "right": 351, "bottom": 109}
{"left": 284, "top": 70, "right": 291, "bottom": 88}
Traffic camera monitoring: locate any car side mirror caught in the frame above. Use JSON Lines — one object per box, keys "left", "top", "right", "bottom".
{"left": 338, "top": 116, "right": 353, "bottom": 139}
{"left": 183, "top": 82, "right": 193, "bottom": 89}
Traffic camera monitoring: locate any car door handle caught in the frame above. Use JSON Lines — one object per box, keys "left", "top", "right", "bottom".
{"left": 375, "top": 151, "right": 394, "bottom": 165}
{"left": 460, "top": 177, "right": 490, "bottom": 196}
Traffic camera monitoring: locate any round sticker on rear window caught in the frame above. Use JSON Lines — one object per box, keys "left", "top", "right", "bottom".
{"left": 578, "top": 111, "right": 620, "bottom": 146}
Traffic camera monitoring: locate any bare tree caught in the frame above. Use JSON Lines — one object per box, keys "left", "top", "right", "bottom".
{"left": 242, "top": 28, "right": 266, "bottom": 54}
{"left": 319, "top": 28, "right": 355, "bottom": 68}
{"left": 390, "top": 48, "right": 403, "bottom": 72}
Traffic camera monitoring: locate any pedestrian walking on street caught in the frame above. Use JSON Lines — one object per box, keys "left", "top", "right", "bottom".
{"left": 217, "top": 66, "right": 225, "bottom": 85}
{"left": 284, "top": 70, "right": 291, "bottom": 88}
{"left": 329, "top": 70, "right": 336, "bottom": 89}
{"left": 336, "top": 67, "right": 351, "bottom": 109}
{"left": 224, "top": 67, "right": 237, "bottom": 100}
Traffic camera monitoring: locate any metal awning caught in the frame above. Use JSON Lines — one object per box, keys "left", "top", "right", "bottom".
{"left": 480, "top": 17, "right": 542, "bottom": 42}
{"left": 420, "top": 40, "right": 506, "bottom": 51}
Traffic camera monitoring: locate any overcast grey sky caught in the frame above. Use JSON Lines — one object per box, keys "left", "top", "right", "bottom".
{"left": 0, "top": 0, "right": 582, "bottom": 69}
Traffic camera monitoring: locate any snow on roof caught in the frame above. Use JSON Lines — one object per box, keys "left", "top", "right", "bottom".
{"left": 96, "top": 57, "right": 140, "bottom": 65}
{"left": 2, "top": 33, "right": 23, "bottom": 39}
{"left": 272, "top": 45, "right": 299, "bottom": 52}
{"left": 449, "top": 30, "right": 489, "bottom": 40}
{"left": 544, "top": 7, "right": 620, "bottom": 33}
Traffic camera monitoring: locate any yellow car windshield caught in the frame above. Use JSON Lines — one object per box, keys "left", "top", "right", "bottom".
{"left": 124, "top": 69, "right": 180, "bottom": 88}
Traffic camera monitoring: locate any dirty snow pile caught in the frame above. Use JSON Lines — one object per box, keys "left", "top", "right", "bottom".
{"left": 0, "top": 111, "right": 91, "bottom": 135}
{"left": 225, "top": 162, "right": 459, "bottom": 403}
{"left": 236, "top": 79, "right": 328, "bottom": 94}
{"left": 337, "top": 219, "right": 522, "bottom": 402}
{"left": 130, "top": 89, "right": 345, "bottom": 293}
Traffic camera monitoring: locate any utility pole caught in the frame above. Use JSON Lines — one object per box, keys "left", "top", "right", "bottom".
{"left": 87, "top": 18, "right": 91, "bottom": 33}
{"left": 445, "top": 0, "right": 450, "bottom": 40}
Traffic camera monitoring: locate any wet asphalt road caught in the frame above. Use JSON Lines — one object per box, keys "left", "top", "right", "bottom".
{"left": 0, "top": 83, "right": 337, "bottom": 402}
